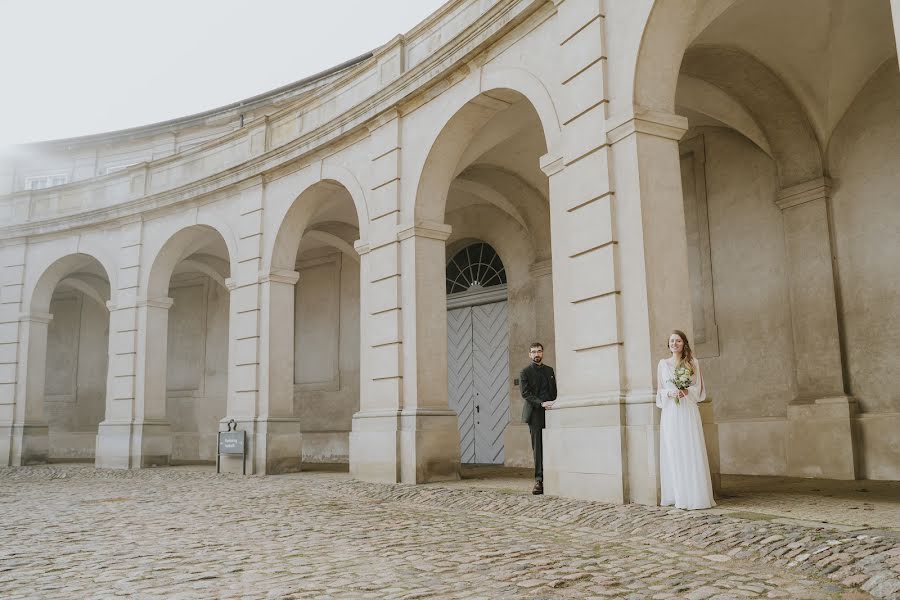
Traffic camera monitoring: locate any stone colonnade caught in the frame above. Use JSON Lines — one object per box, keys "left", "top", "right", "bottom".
{"left": 2, "top": 0, "right": 899, "bottom": 500}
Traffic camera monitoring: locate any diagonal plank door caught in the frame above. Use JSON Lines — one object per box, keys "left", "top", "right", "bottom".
{"left": 447, "top": 306, "right": 475, "bottom": 464}
{"left": 471, "top": 301, "right": 509, "bottom": 464}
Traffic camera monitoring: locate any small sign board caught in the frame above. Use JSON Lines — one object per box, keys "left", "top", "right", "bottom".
{"left": 216, "top": 420, "right": 246, "bottom": 475}
{"left": 218, "top": 431, "right": 244, "bottom": 455}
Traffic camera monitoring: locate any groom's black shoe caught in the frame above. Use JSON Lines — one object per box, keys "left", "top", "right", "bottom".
{"left": 532, "top": 481, "right": 543, "bottom": 495}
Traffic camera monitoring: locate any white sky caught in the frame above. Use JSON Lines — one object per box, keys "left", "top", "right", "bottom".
{"left": 0, "top": 0, "right": 448, "bottom": 146}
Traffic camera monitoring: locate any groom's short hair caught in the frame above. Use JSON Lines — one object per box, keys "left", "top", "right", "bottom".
{"left": 529, "top": 342, "right": 543, "bottom": 351}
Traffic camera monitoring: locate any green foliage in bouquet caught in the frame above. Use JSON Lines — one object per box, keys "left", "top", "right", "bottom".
{"left": 668, "top": 364, "right": 693, "bottom": 405}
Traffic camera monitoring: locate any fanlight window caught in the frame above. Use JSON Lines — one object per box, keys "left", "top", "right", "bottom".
{"left": 446, "top": 242, "right": 506, "bottom": 295}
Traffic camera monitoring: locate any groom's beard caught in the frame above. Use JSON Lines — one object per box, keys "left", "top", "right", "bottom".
{"left": 532, "top": 357, "right": 542, "bottom": 364}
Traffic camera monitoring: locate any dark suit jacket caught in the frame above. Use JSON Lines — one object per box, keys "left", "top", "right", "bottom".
{"left": 520, "top": 363, "right": 557, "bottom": 425}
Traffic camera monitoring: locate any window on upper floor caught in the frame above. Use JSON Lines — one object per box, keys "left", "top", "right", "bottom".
{"left": 24, "top": 174, "right": 69, "bottom": 190}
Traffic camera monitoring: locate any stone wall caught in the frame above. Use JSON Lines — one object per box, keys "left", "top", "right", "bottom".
{"left": 166, "top": 274, "right": 228, "bottom": 463}
{"left": 294, "top": 253, "right": 360, "bottom": 463}
{"left": 45, "top": 291, "right": 108, "bottom": 459}
{"left": 829, "top": 61, "right": 900, "bottom": 480}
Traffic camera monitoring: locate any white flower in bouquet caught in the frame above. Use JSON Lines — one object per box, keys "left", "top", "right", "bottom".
{"left": 668, "top": 364, "right": 693, "bottom": 405}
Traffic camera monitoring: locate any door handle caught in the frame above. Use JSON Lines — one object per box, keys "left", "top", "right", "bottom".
{"left": 476, "top": 405, "right": 480, "bottom": 413}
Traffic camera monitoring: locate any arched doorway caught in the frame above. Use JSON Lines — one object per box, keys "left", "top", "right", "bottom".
{"left": 45, "top": 268, "right": 109, "bottom": 461}
{"left": 446, "top": 241, "right": 509, "bottom": 464}
{"left": 14, "top": 252, "right": 112, "bottom": 465}
{"left": 406, "top": 85, "right": 556, "bottom": 479}
{"left": 144, "top": 224, "right": 232, "bottom": 465}
{"left": 267, "top": 174, "right": 365, "bottom": 471}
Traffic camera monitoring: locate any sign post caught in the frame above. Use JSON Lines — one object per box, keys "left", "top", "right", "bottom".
{"left": 217, "top": 419, "right": 246, "bottom": 475}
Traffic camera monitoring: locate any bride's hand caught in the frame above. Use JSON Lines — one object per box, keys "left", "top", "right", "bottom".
{"left": 667, "top": 391, "right": 677, "bottom": 399}
{"left": 677, "top": 389, "right": 687, "bottom": 399}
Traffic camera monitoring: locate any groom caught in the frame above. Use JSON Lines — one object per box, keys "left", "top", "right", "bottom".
{"left": 519, "top": 342, "right": 556, "bottom": 495}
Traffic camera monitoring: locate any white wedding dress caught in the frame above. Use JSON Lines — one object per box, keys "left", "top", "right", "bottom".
{"left": 656, "top": 358, "right": 716, "bottom": 510}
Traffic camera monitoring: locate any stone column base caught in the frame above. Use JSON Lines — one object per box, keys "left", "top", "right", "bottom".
{"left": 0, "top": 422, "right": 49, "bottom": 466}
{"left": 350, "top": 409, "right": 460, "bottom": 484}
{"left": 95, "top": 420, "right": 171, "bottom": 469}
{"left": 787, "top": 396, "right": 858, "bottom": 479}
{"left": 219, "top": 417, "right": 301, "bottom": 475}
{"left": 543, "top": 398, "right": 627, "bottom": 503}
{"left": 699, "top": 402, "right": 721, "bottom": 494}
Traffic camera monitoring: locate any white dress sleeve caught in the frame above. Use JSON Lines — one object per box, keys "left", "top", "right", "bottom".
{"left": 684, "top": 358, "right": 707, "bottom": 404}
{"left": 655, "top": 360, "right": 666, "bottom": 408}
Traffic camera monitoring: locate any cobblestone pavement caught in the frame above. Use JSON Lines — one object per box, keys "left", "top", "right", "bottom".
{"left": 439, "top": 467, "right": 900, "bottom": 533}
{"left": 0, "top": 466, "right": 897, "bottom": 600}
{"left": 712, "top": 476, "right": 900, "bottom": 533}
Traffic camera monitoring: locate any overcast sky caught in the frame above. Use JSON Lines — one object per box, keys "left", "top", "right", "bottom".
{"left": 0, "top": 0, "right": 448, "bottom": 146}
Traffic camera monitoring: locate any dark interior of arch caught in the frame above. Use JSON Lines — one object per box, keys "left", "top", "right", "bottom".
{"left": 445, "top": 242, "right": 506, "bottom": 295}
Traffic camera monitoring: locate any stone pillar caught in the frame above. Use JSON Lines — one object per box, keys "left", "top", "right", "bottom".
{"left": 542, "top": 0, "right": 630, "bottom": 503}
{"left": 97, "top": 220, "right": 172, "bottom": 468}
{"left": 222, "top": 180, "right": 302, "bottom": 475}
{"left": 8, "top": 313, "right": 52, "bottom": 465}
{"left": 608, "top": 109, "right": 693, "bottom": 506}
{"left": 350, "top": 111, "right": 459, "bottom": 484}
{"left": 699, "top": 402, "right": 721, "bottom": 494}
{"left": 776, "top": 178, "right": 857, "bottom": 479}
{"left": 397, "top": 222, "right": 461, "bottom": 483}
{"left": 0, "top": 243, "right": 50, "bottom": 466}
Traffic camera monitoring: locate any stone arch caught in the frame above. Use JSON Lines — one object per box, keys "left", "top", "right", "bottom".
{"left": 409, "top": 67, "right": 561, "bottom": 223}
{"left": 29, "top": 252, "right": 113, "bottom": 315}
{"left": 144, "top": 224, "right": 233, "bottom": 300}
{"left": 632, "top": 0, "right": 739, "bottom": 112}
{"left": 265, "top": 166, "right": 368, "bottom": 274}
{"left": 18, "top": 251, "right": 113, "bottom": 464}
{"left": 321, "top": 163, "right": 369, "bottom": 241}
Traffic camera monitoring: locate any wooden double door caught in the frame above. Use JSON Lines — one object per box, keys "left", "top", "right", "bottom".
{"left": 447, "top": 301, "right": 510, "bottom": 464}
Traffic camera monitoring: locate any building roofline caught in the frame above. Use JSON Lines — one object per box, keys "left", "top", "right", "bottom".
{"left": 16, "top": 51, "right": 375, "bottom": 149}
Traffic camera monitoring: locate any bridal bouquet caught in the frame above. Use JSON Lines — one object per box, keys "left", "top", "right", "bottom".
{"left": 668, "top": 364, "right": 693, "bottom": 405}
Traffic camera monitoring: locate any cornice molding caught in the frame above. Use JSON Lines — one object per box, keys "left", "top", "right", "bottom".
{"left": 529, "top": 259, "right": 553, "bottom": 278}
{"left": 136, "top": 297, "right": 174, "bottom": 310}
{"left": 775, "top": 177, "right": 833, "bottom": 211}
{"left": 539, "top": 152, "right": 565, "bottom": 177}
{"left": 259, "top": 269, "right": 300, "bottom": 286}
{"left": 0, "top": 0, "right": 546, "bottom": 241}
{"left": 606, "top": 108, "right": 689, "bottom": 145}
{"left": 397, "top": 220, "right": 452, "bottom": 242}
{"left": 19, "top": 312, "right": 54, "bottom": 324}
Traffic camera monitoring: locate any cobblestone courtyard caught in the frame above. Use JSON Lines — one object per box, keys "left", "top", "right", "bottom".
{"left": 1, "top": 466, "right": 898, "bottom": 600}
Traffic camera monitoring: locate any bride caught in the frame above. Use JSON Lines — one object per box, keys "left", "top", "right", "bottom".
{"left": 656, "top": 330, "right": 715, "bottom": 510}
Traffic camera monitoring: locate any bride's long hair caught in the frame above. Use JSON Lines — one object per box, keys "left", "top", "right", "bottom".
{"left": 670, "top": 329, "right": 694, "bottom": 369}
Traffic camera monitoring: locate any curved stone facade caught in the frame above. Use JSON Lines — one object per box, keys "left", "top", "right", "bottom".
{"left": 1, "top": 0, "right": 898, "bottom": 502}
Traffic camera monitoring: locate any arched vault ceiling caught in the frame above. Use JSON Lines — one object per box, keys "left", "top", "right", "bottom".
{"left": 306, "top": 186, "right": 359, "bottom": 229}
{"left": 676, "top": 75, "right": 772, "bottom": 157}
{"left": 691, "top": 0, "right": 896, "bottom": 147}
{"left": 453, "top": 99, "right": 542, "bottom": 178}
{"left": 466, "top": 126, "right": 549, "bottom": 200}
{"left": 680, "top": 47, "right": 823, "bottom": 187}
